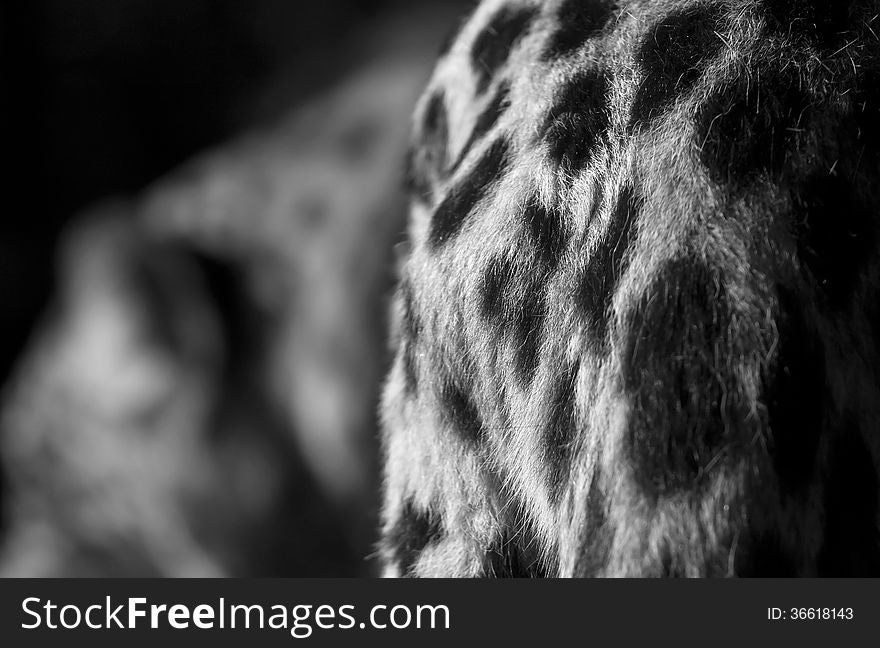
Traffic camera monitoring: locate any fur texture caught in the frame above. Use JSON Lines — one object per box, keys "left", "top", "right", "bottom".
{"left": 380, "top": 0, "right": 880, "bottom": 577}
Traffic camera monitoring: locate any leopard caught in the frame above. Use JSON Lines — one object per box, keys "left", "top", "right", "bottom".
{"left": 0, "top": 6, "right": 454, "bottom": 575}
{"left": 380, "top": 0, "right": 880, "bottom": 577}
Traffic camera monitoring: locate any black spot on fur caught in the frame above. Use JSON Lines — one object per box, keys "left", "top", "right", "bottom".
{"left": 514, "top": 286, "right": 547, "bottom": 386}
{"left": 439, "top": 379, "right": 484, "bottom": 444}
{"left": 422, "top": 91, "right": 449, "bottom": 172}
{"left": 403, "top": 92, "right": 453, "bottom": 205}
{"left": 387, "top": 502, "right": 444, "bottom": 575}
{"left": 630, "top": 6, "right": 725, "bottom": 127}
{"left": 541, "top": 0, "right": 616, "bottom": 60}
{"left": 430, "top": 138, "right": 510, "bottom": 248}
{"left": 479, "top": 255, "right": 547, "bottom": 386}
{"left": 622, "top": 259, "right": 747, "bottom": 496}
{"left": 765, "top": 289, "right": 825, "bottom": 494}
{"left": 765, "top": 0, "right": 854, "bottom": 49}
{"left": 817, "top": 422, "right": 880, "bottom": 575}
{"left": 573, "top": 472, "right": 611, "bottom": 577}
{"left": 543, "top": 69, "right": 610, "bottom": 170}
{"left": 454, "top": 81, "right": 510, "bottom": 170}
{"left": 471, "top": 7, "right": 537, "bottom": 94}
{"left": 403, "top": 146, "right": 432, "bottom": 203}
{"left": 481, "top": 255, "right": 517, "bottom": 322}
{"left": 486, "top": 534, "right": 548, "bottom": 577}
{"left": 578, "top": 186, "right": 641, "bottom": 348}
{"left": 544, "top": 366, "right": 578, "bottom": 503}
{"left": 695, "top": 71, "right": 811, "bottom": 184}
{"left": 523, "top": 194, "right": 568, "bottom": 269}
{"left": 486, "top": 501, "right": 549, "bottom": 577}
{"left": 399, "top": 282, "right": 420, "bottom": 394}
{"left": 793, "top": 175, "right": 875, "bottom": 306}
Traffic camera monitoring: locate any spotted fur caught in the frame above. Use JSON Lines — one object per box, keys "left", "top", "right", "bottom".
{"left": 381, "top": 0, "right": 880, "bottom": 577}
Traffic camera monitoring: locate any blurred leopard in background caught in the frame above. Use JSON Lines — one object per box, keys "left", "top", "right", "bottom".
{"left": 381, "top": 0, "right": 880, "bottom": 577}
{"left": 0, "top": 8, "right": 457, "bottom": 577}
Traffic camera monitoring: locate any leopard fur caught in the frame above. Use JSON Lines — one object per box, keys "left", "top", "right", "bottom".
{"left": 380, "top": 0, "right": 880, "bottom": 577}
